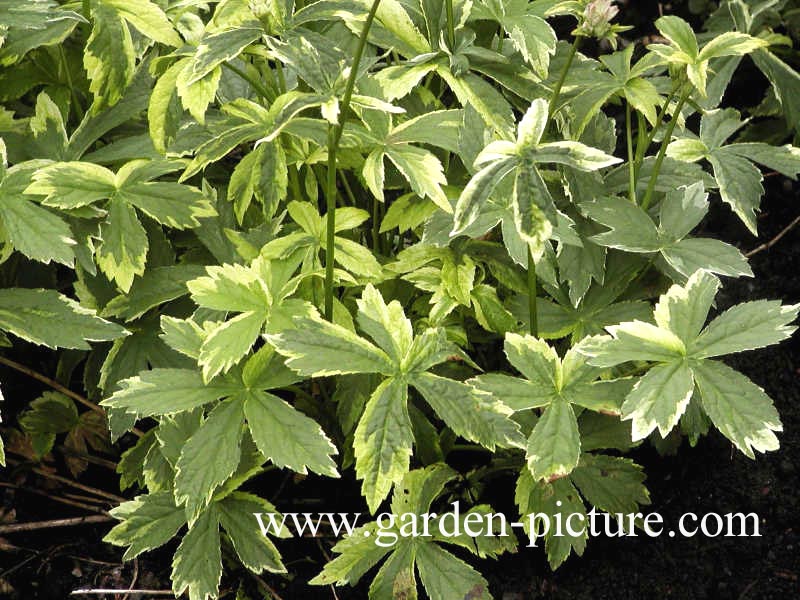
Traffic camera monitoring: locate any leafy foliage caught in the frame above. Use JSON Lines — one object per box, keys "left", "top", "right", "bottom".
{"left": 1, "top": 1, "right": 798, "bottom": 599}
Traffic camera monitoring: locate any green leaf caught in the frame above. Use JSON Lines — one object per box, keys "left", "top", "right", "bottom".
{"left": 692, "top": 360, "right": 781, "bottom": 458}
{"left": 356, "top": 284, "right": 413, "bottom": 362}
{"left": 571, "top": 454, "right": 650, "bottom": 514}
{"left": 691, "top": 300, "right": 799, "bottom": 358}
{"left": 580, "top": 321, "right": 686, "bottom": 368}
{"left": 411, "top": 372, "right": 524, "bottom": 451}
{"left": 453, "top": 157, "right": 516, "bottom": 235}
{"left": 102, "top": 0, "right": 182, "bottom": 47}
{"left": 171, "top": 507, "right": 222, "bottom": 600}
{"left": 354, "top": 378, "right": 413, "bottom": 512}
{"left": 217, "top": 492, "right": 286, "bottom": 574}
{"left": 658, "top": 182, "right": 709, "bottom": 241}
{"left": 661, "top": 238, "right": 752, "bottom": 279}
{"left": 0, "top": 288, "right": 127, "bottom": 349}
{"left": 97, "top": 197, "right": 148, "bottom": 292}
{"left": 529, "top": 141, "right": 622, "bottom": 171}
{"left": 175, "top": 398, "right": 244, "bottom": 522}
{"left": 188, "top": 25, "right": 262, "bottom": 84}
{"left": 470, "top": 373, "right": 554, "bottom": 412}
{"left": 655, "top": 16, "right": 698, "bottom": 58}
{"left": 582, "top": 196, "right": 661, "bottom": 253}
{"left": 84, "top": 3, "right": 135, "bottom": 111}
{"left": 103, "top": 368, "right": 232, "bottom": 417}
{"left": 515, "top": 472, "right": 586, "bottom": 568}
{"left": 0, "top": 162, "right": 76, "bottom": 266}
{"left": 503, "top": 333, "right": 559, "bottom": 389}
{"left": 621, "top": 361, "right": 695, "bottom": 440}
{"left": 653, "top": 270, "right": 720, "bottom": 344}
{"left": 104, "top": 491, "right": 186, "bottom": 560}
{"left": 708, "top": 149, "right": 764, "bottom": 234}
{"left": 526, "top": 399, "right": 580, "bottom": 482}
{"left": 243, "top": 390, "right": 338, "bottom": 477}
{"left": 188, "top": 262, "right": 269, "bottom": 313}
{"left": 385, "top": 145, "right": 449, "bottom": 212}
{"left": 310, "top": 522, "right": 392, "bottom": 586}
{"left": 199, "top": 311, "right": 265, "bottom": 382}
{"left": 269, "top": 315, "right": 396, "bottom": 377}
{"left": 0, "top": 0, "right": 83, "bottom": 66}
{"left": 103, "top": 265, "right": 207, "bottom": 322}
{"left": 416, "top": 543, "right": 491, "bottom": 600}
{"left": 698, "top": 32, "right": 767, "bottom": 61}
{"left": 19, "top": 392, "right": 78, "bottom": 435}
{"left": 119, "top": 182, "right": 216, "bottom": 229}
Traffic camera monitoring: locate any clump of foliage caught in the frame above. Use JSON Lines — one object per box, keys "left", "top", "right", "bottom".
{"left": 1, "top": 0, "right": 799, "bottom": 598}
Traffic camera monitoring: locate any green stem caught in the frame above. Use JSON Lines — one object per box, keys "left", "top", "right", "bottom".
{"left": 634, "top": 81, "right": 680, "bottom": 172}
{"left": 275, "top": 61, "right": 287, "bottom": 94}
{"left": 58, "top": 46, "right": 84, "bottom": 122}
{"left": 323, "top": 0, "right": 383, "bottom": 321}
{"left": 640, "top": 86, "right": 690, "bottom": 211}
{"left": 372, "top": 196, "right": 381, "bottom": 253}
{"left": 525, "top": 37, "right": 581, "bottom": 338}
{"left": 288, "top": 165, "right": 303, "bottom": 203}
{"left": 339, "top": 171, "right": 358, "bottom": 207}
{"left": 626, "top": 101, "right": 636, "bottom": 204}
{"left": 222, "top": 61, "right": 273, "bottom": 102}
{"left": 546, "top": 36, "right": 581, "bottom": 129}
{"left": 445, "top": 0, "right": 456, "bottom": 50}
{"left": 527, "top": 246, "right": 538, "bottom": 337}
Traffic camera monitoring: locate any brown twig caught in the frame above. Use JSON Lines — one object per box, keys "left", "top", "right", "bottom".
{"left": 0, "top": 355, "right": 143, "bottom": 437}
{"left": 71, "top": 590, "right": 175, "bottom": 597}
{"left": 0, "top": 515, "right": 112, "bottom": 534}
{"left": 6, "top": 457, "right": 126, "bottom": 503}
{"left": 121, "top": 558, "right": 140, "bottom": 600}
{"left": 0, "top": 355, "right": 104, "bottom": 415}
{"left": 251, "top": 573, "right": 286, "bottom": 600}
{"left": 30, "top": 465, "right": 125, "bottom": 502}
{"left": 0, "top": 481, "right": 109, "bottom": 514}
{"left": 56, "top": 444, "right": 118, "bottom": 470}
{"left": 745, "top": 215, "right": 800, "bottom": 257}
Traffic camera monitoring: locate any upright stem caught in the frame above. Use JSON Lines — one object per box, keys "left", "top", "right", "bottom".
{"left": 222, "top": 62, "right": 273, "bottom": 102}
{"left": 634, "top": 82, "right": 680, "bottom": 173}
{"left": 526, "top": 36, "right": 581, "bottom": 337}
{"left": 445, "top": 0, "right": 456, "bottom": 50}
{"left": 546, "top": 36, "right": 581, "bottom": 128}
{"left": 640, "top": 87, "right": 690, "bottom": 211}
{"left": 527, "top": 247, "right": 538, "bottom": 337}
{"left": 323, "top": 0, "right": 382, "bottom": 320}
{"left": 625, "top": 102, "right": 636, "bottom": 204}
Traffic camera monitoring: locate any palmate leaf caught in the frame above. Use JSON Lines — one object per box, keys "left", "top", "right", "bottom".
{"left": 649, "top": 15, "right": 766, "bottom": 95}
{"left": 104, "top": 351, "right": 338, "bottom": 517}
{"left": 471, "top": 333, "right": 630, "bottom": 482}
{"left": 313, "top": 465, "right": 504, "bottom": 600}
{"left": 667, "top": 108, "right": 800, "bottom": 233}
{"left": 25, "top": 159, "right": 214, "bottom": 290}
{"left": 453, "top": 98, "right": 620, "bottom": 253}
{"left": 271, "top": 285, "right": 523, "bottom": 511}
{"left": 261, "top": 201, "right": 383, "bottom": 278}
{"left": 582, "top": 183, "right": 753, "bottom": 280}
{"left": 579, "top": 270, "right": 798, "bottom": 452}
